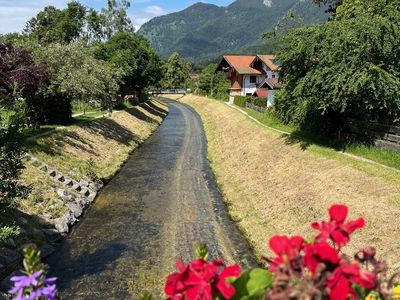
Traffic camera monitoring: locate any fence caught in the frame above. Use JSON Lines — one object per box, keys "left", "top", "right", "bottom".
{"left": 245, "top": 102, "right": 267, "bottom": 113}
{"left": 347, "top": 118, "right": 400, "bottom": 150}
{"left": 149, "top": 89, "right": 187, "bottom": 95}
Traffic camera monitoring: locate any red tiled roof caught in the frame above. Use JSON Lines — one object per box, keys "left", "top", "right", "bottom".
{"left": 257, "top": 55, "right": 279, "bottom": 71}
{"left": 223, "top": 56, "right": 262, "bottom": 75}
{"left": 254, "top": 88, "right": 268, "bottom": 97}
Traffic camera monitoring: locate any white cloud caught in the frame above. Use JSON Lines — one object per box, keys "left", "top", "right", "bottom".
{"left": 0, "top": 0, "right": 69, "bottom": 34}
{"left": 143, "top": 5, "right": 167, "bottom": 16}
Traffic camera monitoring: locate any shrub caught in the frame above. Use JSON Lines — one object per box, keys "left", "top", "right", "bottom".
{"left": 249, "top": 97, "right": 269, "bottom": 108}
{"left": 233, "top": 96, "right": 251, "bottom": 108}
{"left": 0, "top": 224, "right": 20, "bottom": 244}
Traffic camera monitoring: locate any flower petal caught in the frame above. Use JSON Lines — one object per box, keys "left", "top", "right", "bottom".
{"left": 329, "top": 205, "right": 348, "bottom": 223}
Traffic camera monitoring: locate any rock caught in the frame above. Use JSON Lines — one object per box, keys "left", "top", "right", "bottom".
{"left": 0, "top": 249, "right": 21, "bottom": 266}
{"left": 32, "top": 228, "right": 45, "bottom": 240}
{"left": 43, "top": 229, "right": 63, "bottom": 243}
{"left": 40, "top": 244, "right": 55, "bottom": 259}
{"left": 3, "top": 238, "right": 16, "bottom": 249}
{"left": 17, "top": 217, "right": 28, "bottom": 226}
{"left": 57, "top": 189, "right": 73, "bottom": 202}
{"left": 55, "top": 211, "right": 77, "bottom": 234}
{"left": 0, "top": 292, "right": 7, "bottom": 300}
{"left": 55, "top": 198, "right": 64, "bottom": 206}
{"left": 54, "top": 216, "right": 69, "bottom": 234}
{"left": 67, "top": 202, "right": 83, "bottom": 219}
{"left": 79, "top": 179, "right": 89, "bottom": 187}
{"left": 87, "top": 192, "right": 97, "bottom": 202}
{"left": 0, "top": 264, "right": 6, "bottom": 279}
{"left": 0, "top": 272, "right": 18, "bottom": 293}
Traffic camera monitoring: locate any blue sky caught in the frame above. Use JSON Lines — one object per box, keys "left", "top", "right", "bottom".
{"left": 0, "top": 0, "right": 234, "bottom": 34}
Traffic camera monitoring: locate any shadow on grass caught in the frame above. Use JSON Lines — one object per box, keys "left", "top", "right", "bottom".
{"left": 126, "top": 106, "right": 156, "bottom": 123}
{"left": 282, "top": 129, "right": 346, "bottom": 152}
{"left": 140, "top": 102, "right": 168, "bottom": 119}
{"left": 145, "top": 101, "right": 168, "bottom": 117}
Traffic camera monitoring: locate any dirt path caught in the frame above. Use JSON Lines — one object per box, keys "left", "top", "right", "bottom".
{"left": 47, "top": 99, "right": 255, "bottom": 299}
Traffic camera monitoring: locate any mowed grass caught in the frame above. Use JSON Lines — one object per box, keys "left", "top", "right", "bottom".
{"left": 176, "top": 94, "right": 400, "bottom": 271}
{"left": 243, "top": 108, "right": 400, "bottom": 170}
{"left": 17, "top": 99, "right": 168, "bottom": 233}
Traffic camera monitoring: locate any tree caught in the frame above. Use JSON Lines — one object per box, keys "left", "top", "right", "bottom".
{"left": 314, "top": 0, "right": 342, "bottom": 14}
{"left": 275, "top": 0, "right": 400, "bottom": 134}
{"left": 197, "top": 64, "right": 230, "bottom": 100}
{"left": 35, "top": 43, "right": 122, "bottom": 118}
{"left": 164, "top": 52, "right": 191, "bottom": 89}
{"left": 101, "top": 0, "right": 135, "bottom": 39}
{"left": 25, "top": 2, "right": 86, "bottom": 45}
{"left": 95, "top": 32, "right": 162, "bottom": 95}
{"left": 0, "top": 43, "right": 49, "bottom": 125}
{"left": 0, "top": 87, "right": 30, "bottom": 211}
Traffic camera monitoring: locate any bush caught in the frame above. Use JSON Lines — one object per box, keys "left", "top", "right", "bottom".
{"left": 233, "top": 96, "right": 251, "bottom": 108}
{"left": 0, "top": 224, "right": 20, "bottom": 244}
{"left": 249, "top": 97, "right": 268, "bottom": 108}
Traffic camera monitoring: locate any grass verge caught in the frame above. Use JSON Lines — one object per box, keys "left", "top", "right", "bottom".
{"left": 176, "top": 94, "right": 400, "bottom": 271}
{"left": 243, "top": 108, "right": 400, "bottom": 171}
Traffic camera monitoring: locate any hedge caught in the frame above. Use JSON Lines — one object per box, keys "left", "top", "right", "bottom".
{"left": 234, "top": 96, "right": 268, "bottom": 108}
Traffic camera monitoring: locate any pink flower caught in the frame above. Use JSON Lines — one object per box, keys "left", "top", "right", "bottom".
{"left": 312, "top": 204, "right": 365, "bottom": 249}
{"left": 165, "top": 259, "right": 241, "bottom": 300}
{"left": 268, "top": 235, "right": 304, "bottom": 271}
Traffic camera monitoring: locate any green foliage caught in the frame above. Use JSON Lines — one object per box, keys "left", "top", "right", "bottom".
{"left": 194, "top": 64, "right": 230, "bottom": 100}
{"left": 234, "top": 96, "right": 269, "bottom": 108}
{"left": 195, "top": 244, "right": 209, "bottom": 260}
{"left": 33, "top": 42, "right": 121, "bottom": 119}
{"left": 163, "top": 52, "right": 191, "bottom": 88}
{"left": 22, "top": 244, "right": 46, "bottom": 275}
{"left": 95, "top": 32, "right": 162, "bottom": 94}
{"left": 234, "top": 96, "right": 251, "bottom": 108}
{"left": 0, "top": 95, "right": 30, "bottom": 210}
{"left": 0, "top": 224, "right": 20, "bottom": 245}
{"left": 138, "top": 0, "right": 327, "bottom": 61}
{"left": 275, "top": 0, "right": 400, "bottom": 134}
{"left": 231, "top": 269, "right": 274, "bottom": 300}
{"left": 24, "top": 0, "right": 134, "bottom": 45}
{"left": 24, "top": 2, "right": 86, "bottom": 45}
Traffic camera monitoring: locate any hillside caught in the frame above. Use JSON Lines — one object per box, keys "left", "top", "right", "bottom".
{"left": 138, "top": 0, "right": 328, "bottom": 61}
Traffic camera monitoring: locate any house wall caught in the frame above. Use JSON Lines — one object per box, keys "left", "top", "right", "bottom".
{"left": 242, "top": 75, "right": 265, "bottom": 96}
{"left": 267, "top": 90, "right": 275, "bottom": 107}
{"left": 262, "top": 64, "right": 279, "bottom": 79}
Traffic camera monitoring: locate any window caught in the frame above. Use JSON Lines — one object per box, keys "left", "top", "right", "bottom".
{"left": 246, "top": 93, "right": 252, "bottom": 96}
{"left": 250, "top": 76, "right": 257, "bottom": 83}
{"left": 272, "top": 74, "right": 276, "bottom": 78}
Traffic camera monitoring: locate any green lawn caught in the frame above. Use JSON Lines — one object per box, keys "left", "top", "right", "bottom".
{"left": 243, "top": 107, "right": 400, "bottom": 170}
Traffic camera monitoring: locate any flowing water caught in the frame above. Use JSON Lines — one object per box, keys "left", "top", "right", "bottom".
{"left": 47, "top": 99, "right": 256, "bottom": 299}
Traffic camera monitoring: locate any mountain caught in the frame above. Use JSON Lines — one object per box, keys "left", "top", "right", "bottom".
{"left": 138, "top": 0, "right": 328, "bottom": 61}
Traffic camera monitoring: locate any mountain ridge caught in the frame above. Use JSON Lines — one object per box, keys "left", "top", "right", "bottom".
{"left": 138, "top": 0, "right": 328, "bottom": 61}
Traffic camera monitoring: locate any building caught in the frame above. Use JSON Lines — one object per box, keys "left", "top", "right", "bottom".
{"left": 216, "top": 55, "right": 280, "bottom": 105}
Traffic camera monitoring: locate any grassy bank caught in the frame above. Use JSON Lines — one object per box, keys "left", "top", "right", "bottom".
{"left": 176, "top": 94, "right": 400, "bottom": 271}
{"left": 242, "top": 108, "right": 400, "bottom": 171}
{"left": 1, "top": 100, "right": 168, "bottom": 247}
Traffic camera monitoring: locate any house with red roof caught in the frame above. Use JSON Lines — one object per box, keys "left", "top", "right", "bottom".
{"left": 216, "top": 55, "right": 280, "bottom": 105}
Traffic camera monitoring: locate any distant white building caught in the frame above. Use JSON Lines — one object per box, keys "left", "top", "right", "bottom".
{"left": 216, "top": 55, "right": 280, "bottom": 106}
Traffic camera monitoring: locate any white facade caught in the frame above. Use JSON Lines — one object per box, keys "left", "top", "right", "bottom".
{"left": 242, "top": 75, "right": 264, "bottom": 96}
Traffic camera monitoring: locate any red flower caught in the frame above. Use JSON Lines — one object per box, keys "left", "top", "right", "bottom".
{"left": 312, "top": 204, "right": 365, "bottom": 249}
{"left": 165, "top": 259, "right": 241, "bottom": 300}
{"left": 325, "top": 261, "right": 376, "bottom": 300}
{"left": 303, "top": 242, "right": 340, "bottom": 275}
{"left": 268, "top": 235, "right": 304, "bottom": 271}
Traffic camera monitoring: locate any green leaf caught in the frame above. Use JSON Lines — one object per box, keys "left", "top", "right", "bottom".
{"left": 231, "top": 269, "right": 274, "bottom": 300}
{"left": 246, "top": 269, "right": 274, "bottom": 296}
{"left": 195, "top": 244, "right": 209, "bottom": 260}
